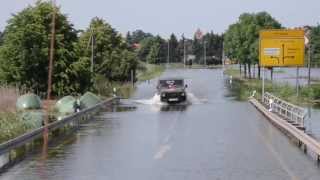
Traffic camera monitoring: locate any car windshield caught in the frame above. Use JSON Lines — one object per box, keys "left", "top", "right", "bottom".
{"left": 159, "top": 79, "right": 184, "bottom": 88}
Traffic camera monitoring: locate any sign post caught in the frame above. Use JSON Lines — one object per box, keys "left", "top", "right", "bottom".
{"left": 296, "top": 67, "right": 299, "bottom": 97}
{"left": 262, "top": 67, "right": 265, "bottom": 102}
{"left": 259, "top": 29, "right": 305, "bottom": 99}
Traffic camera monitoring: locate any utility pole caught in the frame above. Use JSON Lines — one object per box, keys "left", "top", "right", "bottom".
{"left": 47, "top": 0, "right": 56, "bottom": 100}
{"left": 308, "top": 43, "right": 311, "bottom": 87}
{"left": 44, "top": 0, "right": 56, "bottom": 156}
{"left": 296, "top": 67, "right": 299, "bottom": 97}
{"left": 86, "top": 27, "right": 95, "bottom": 82}
{"left": 204, "top": 41, "right": 207, "bottom": 66}
{"left": 184, "top": 39, "right": 186, "bottom": 68}
{"left": 91, "top": 30, "right": 94, "bottom": 74}
{"left": 167, "top": 39, "right": 170, "bottom": 68}
{"left": 222, "top": 41, "right": 225, "bottom": 70}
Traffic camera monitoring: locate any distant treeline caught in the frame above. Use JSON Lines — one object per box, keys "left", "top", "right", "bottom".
{"left": 126, "top": 30, "right": 223, "bottom": 65}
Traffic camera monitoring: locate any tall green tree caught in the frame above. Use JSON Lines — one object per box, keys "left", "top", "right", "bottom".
{"left": 177, "top": 35, "right": 186, "bottom": 62}
{"left": 155, "top": 35, "right": 168, "bottom": 63}
{"left": 224, "top": 12, "right": 281, "bottom": 78}
{"left": 138, "top": 37, "right": 156, "bottom": 62}
{"left": 146, "top": 43, "right": 160, "bottom": 64}
{"left": 192, "top": 35, "right": 203, "bottom": 63}
{"left": 77, "top": 17, "right": 138, "bottom": 82}
{"left": 203, "top": 31, "right": 223, "bottom": 64}
{"left": 169, "top": 33, "right": 179, "bottom": 62}
{"left": 0, "top": 1, "right": 81, "bottom": 96}
{"left": 137, "top": 35, "right": 167, "bottom": 64}
{"left": 126, "top": 30, "right": 153, "bottom": 46}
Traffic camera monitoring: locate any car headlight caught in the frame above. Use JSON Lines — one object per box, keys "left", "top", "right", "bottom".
{"left": 161, "top": 93, "right": 166, "bottom": 97}
{"left": 181, "top": 92, "right": 185, "bottom": 96}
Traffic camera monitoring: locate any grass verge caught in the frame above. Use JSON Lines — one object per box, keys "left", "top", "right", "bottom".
{"left": 0, "top": 112, "right": 29, "bottom": 143}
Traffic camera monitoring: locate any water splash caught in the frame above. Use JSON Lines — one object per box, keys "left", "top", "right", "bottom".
{"left": 186, "top": 93, "right": 207, "bottom": 105}
{"left": 134, "top": 92, "right": 207, "bottom": 105}
{"left": 134, "top": 94, "right": 165, "bottom": 105}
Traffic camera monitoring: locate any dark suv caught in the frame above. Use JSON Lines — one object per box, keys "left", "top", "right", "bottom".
{"left": 157, "top": 78, "right": 187, "bottom": 103}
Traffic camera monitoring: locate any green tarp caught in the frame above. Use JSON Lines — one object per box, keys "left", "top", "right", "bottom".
{"left": 54, "top": 96, "right": 76, "bottom": 115}
{"left": 16, "top": 94, "right": 43, "bottom": 128}
{"left": 80, "top": 92, "right": 101, "bottom": 109}
{"left": 16, "top": 93, "right": 42, "bottom": 111}
{"left": 18, "top": 111, "right": 44, "bottom": 129}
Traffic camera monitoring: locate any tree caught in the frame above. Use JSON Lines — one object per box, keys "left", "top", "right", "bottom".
{"left": 0, "top": 1, "right": 82, "bottom": 96}
{"left": 137, "top": 35, "right": 167, "bottom": 64}
{"left": 203, "top": 31, "right": 223, "bottom": 64}
{"left": 169, "top": 33, "right": 179, "bottom": 62}
{"left": 126, "top": 30, "right": 153, "bottom": 46}
{"left": 224, "top": 12, "right": 281, "bottom": 78}
{"left": 77, "top": 17, "right": 138, "bottom": 82}
{"left": 192, "top": 35, "right": 203, "bottom": 63}
{"left": 146, "top": 43, "right": 160, "bottom": 64}
{"left": 155, "top": 35, "right": 168, "bottom": 63}
{"left": 138, "top": 37, "right": 156, "bottom": 62}
{"left": 310, "top": 25, "right": 320, "bottom": 67}
{"left": 0, "top": 31, "right": 3, "bottom": 45}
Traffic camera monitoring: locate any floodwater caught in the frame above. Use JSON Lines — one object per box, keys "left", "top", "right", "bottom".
{"left": 2, "top": 68, "right": 320, "bottom": 180}
{"left": 237, "top": 65, "right": 320, "bottom": 86}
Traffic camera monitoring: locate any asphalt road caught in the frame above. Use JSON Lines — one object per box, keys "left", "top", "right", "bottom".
{"left": 1, "top": 68, "right": 320, "bottom": 180}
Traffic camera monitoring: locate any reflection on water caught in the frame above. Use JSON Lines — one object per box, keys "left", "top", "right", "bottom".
{"left": 112, "top": 105, "right": 137, "bottom": 112}
{"left": 134, "top": 93, "right": 207, "bottom": 106}
{"left": 132, "top": 92, "right": 207, "bottom": 112}
{"left": 159, "top": 105, "right": 188, "bottom": 112}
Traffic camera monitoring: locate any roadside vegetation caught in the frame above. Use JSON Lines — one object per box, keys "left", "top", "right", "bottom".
{"left": 0, "top": 86, "right": 29, "bottom": 143}
{"left": 225, "top": 68, "right": 320, "bottom": 106}
{"left": 0, "top": 112, "right": 30, "bottom": 143}
{"left": 0, "top": 1, "right": 138, "bottom": 97}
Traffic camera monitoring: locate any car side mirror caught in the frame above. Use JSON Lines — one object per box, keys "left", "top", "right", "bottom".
{"left": 185, "top": 84, "right": 188, "bottom": 89}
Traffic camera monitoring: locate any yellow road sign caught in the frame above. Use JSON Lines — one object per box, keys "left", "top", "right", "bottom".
{"left": 259, "top": 29, "right": 305, "bottom": 67}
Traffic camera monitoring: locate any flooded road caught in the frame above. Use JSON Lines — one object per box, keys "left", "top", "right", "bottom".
{"left": 2, "top": 68, "right": 320, "bottom": 180}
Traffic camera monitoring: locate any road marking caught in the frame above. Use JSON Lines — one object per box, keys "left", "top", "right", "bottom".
{"left": 154, "top": 144, "right": 171, "bottom": 160}
{"left": 154, "top": 108, "right": 184, "bottom": 160}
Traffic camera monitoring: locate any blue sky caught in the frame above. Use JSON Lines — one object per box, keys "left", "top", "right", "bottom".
{"left": 0, "top": 0, "right": 319, "bottom": 38}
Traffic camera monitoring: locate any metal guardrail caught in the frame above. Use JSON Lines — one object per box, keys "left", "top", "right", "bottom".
{"left": 262, "top": 92, "right": 307, "bottom": 129}
{"left": 0, "top": 97, "right": 118, "bottom": 155}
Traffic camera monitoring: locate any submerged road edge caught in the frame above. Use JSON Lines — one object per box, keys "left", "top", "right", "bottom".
{"left": 249, "top": 98, "right": 320, "bottom": 162}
